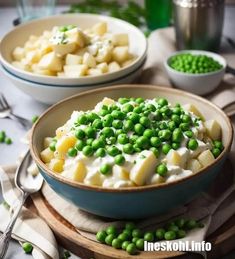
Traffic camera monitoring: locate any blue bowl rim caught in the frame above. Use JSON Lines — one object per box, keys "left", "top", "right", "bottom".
{"left": 30, "top": 84, "right": 233, "bottom": 193}
{"left": 1, "top": 57, "right": 146, "bottom": 88}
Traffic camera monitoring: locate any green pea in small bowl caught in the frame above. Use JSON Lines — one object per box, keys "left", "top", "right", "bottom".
{"left": 165, "top": 50, "right": 226, "bottom": 95}
{"left": 30, "top": 84, "right": 233, "bottom": 219}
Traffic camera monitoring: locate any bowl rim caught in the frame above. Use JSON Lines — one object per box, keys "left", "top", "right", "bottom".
{"left": 30, "top": 84, "right": 233, "bottom": 193}
{"left": 164, "top": 50, "right": 226, "bottom": 77}
{"left": 0, "top": 13, "right": 147, "bottom": 83}
{"left": 1, "top": 57, "right": 146, "bottom": 88}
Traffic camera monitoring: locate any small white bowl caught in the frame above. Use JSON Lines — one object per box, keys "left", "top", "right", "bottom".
{"left": 1, "top": 60, "right": 144, "bottom": 104}
{"left": 0, "top": 14, "right": 147, "bottom": 86}
{"left": 165, "top": 50, "right": 226, "bottom": 95}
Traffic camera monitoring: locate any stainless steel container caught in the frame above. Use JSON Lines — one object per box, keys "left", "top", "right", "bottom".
{"left": 173, "top": 0, "right": 225, "bottom": 51}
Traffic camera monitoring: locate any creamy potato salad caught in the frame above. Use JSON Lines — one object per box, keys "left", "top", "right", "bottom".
{"left": 12, "top": 22, "right": 135, "bottom": 77}
{"left": 40, "top": 97, "right": 223, "bottom": 188}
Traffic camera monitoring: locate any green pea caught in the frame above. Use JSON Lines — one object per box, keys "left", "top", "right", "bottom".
{"left": 82, "top": 145, "right": 93, "bottom": 156}
{"left": 106, "top": 225, "right": 117, "bottom": 235}
{"left": 84, "top": 127, "right": 96, "bottom": 138}
{"left": 99, "top": 109, "right": 109, "bottom": 116}
{"left": 129, "top": 113, "right": 140, "bottom": 123}
{"left": 172, "top": 128, "right": 183, "bottom": 143}
{"left": 157, "top": 98, "right": 168, "bottom": 107}
{"left": 197, "top": 222, "right": 205, "bottom": 228}
{"left": 112, "top": 119, "right": 123, "bottom": 129}
{"left": 102, "top": 127, "right": 114, "bottom": 137}
{"left": 213, "top": 140, "right": 223, "bottom": 150}
{"left": 156, "top": 228, "right": 165, "bottom": 240}
{"left": 105, "top": 234, "right": 116, "bottom": 245}
{"left": 22, "top": 242, "right": 33, "bottom": 254}
{"left": 95, "top": 148, "right": 106, "bottom": 157}
{"left": 177, "top": 229, "right": 186, "bottom": 239}
{"left": 143, "top": 129, "right": 154, "bottom": 138}
{"left": 150, "top": 136, "right": 161, "bottom": 147}
{"left": 187, "top": 139, "right": 198, "bottom": 150}
{"left": 117, "top": 134, "right": 129, "bottom": 144}
{"left": 107, "top": 146, "right": 120, "bottom": 156}
{"left": 67, "top": 147, "right": 77, "bottom": 157}
{"left": 96, "top": 230, "right": 107, "bottom": 243}
{"left": 139, "top": 116, "right": 151, "bottom": 127}
{"left": 172, "top": 107, "right": 182, "bottom": 115}
{"left": 164, "top": 231, "right": 176, "bottom": 240}
{"left": 126, "top": 243, "right": 137, "bottom": 255}
{"left": 125, "top": 222, "right": 136, "bottom": 231}
{"left": 132, "top": 229, "right": 142, "bottom": 238}
{"left": 123, "top": 143, "right": 134, "bottom": 154}
{"left": 159, "top": 129, "right": 171, "bottom": 140}
{"left": 182, "top": 114, "right": 191, "bottom": 123}
{"left": 134, "top": 123, "right": 145, "bottom": 135}
{"left": 136, "top": 238, "right": 144, "bottom": 250}
{"left": 118, "top": 233, "right": 129, "bottom": 242}
{"left": 168, "top": 121, "right": 176, "bottom": 131}
{"left": 212, "top": 147, "right": 221, "bottom": 158}
{"left": 136, "top": 136, "right": 149, "bottom": 149}
{"left": 132, "top": 237, "right": 139, "bottom": 243}
{"left": 122, "top": 241, "right": 131, "bottom": 250}
{"left": 103, "top": 114, "right": 113, "bottom": 127}
{"left": 77, "top": 115, "right": 88, "bottom": 125}
{"left": 123, "top": 120, "right": 134, "bottom": 131}
{"left": 112, "top": 238, "right": 122, "bottom": 249}
{"left": 92, "top": 119, "right": 103, "bottom": 129}
{"left": 75, "top": 129, "right": 85, "bottom": 139}
{"left": 144, "top": 232, "right": 154, "bottom": 242}
{"left": 31, "top": 115, "right": 39, "bottom": 123}
{"left": 86, "top": 138, "right": 94, "bottom": 146}
{"left": 175, "top": 218, "right": 185, "bottom": 228}
{"left": 87, "top": 112, "right": 99, "bottom": 122}
{"left": 123, "top": 229, "right": 132, "bottom": 238}
{"left": 150, "top": 147, "right": 159, "bottom": 158}
{"left": 5, "top": 137, "right": 12, "bottom": 145}
{"left": 185, "top": 219, "right": 197, "bottom": 229}
{"left": 168, "top": 225, "right": 179, "bottom": 232}
{"left": 0, "top": 131, "right": 6, "bottom": 143}
{"left": 100, "top": 164, "right": 111, "bottom": 175}
{"left": 111, "top": 110, "right": 125, "bottom": 120}
{"left": 49, "top": 141, "right": 56, "bottom": 151}
{"left": 185, "top": 130, "right": 193, "bottom": 138}
{"left": 180, "top": 122, "right": 190, "bottom": 131}
{"left": 122, "top": 104, "right": 134, "bottom": 113}
{"left": 118, "top": 97, "right": 129, "bottom": 104}
{"left": 75, "top": 140, "right": 85, "bottom": 151}
{"left": 171, "top": 114, "right": 181, "bottom": 125}
{"left": 92, "top": 139, "right": 105, "bottom": 150}
{"left": 172, "top": 142, "right": 180, "bottom": 150}
{"left": 162, "top": 144, "right": 171, "bottom": 154}
{"left": 156, "top": 163, "right": 168, "bottom": 176}
{"left": 115, "top": 154, "right": 125, "bottom": 165}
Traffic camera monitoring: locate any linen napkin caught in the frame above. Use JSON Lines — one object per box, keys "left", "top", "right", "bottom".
{"left": 1, "top": 27, "right": 235, "bottom": 258}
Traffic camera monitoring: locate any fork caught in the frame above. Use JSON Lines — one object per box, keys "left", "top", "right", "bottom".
{"left": 0, "top": 93, "right": 31, "bottom": 128}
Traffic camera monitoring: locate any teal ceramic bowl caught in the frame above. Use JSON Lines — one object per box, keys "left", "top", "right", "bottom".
{"left": 30, "top": 85, "right": 233, "bottom": 219}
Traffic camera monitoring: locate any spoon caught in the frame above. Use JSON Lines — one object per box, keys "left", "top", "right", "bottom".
{"left": 0, "top": 150, "right": 43, "bottom": 259}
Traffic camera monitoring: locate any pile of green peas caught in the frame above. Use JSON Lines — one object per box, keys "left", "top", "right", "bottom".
{"left": 96, "top": 219, "right": 204, "bottom": 255}
{"left": 169, "top": 53, "right": 223, "bottom": 74}
{"left": 0, "top": 131, "right": 12, "bottom": 145}
{"left": 60, "top": 97, "right": 223, "bottom": 176}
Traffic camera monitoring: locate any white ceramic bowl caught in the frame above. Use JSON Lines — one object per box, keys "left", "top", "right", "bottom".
{"left": 1, "top": 60, "right": 144, "bottom": 104}
{"left": 0, "top": 14, "right": 147, "bottom": 86}
{"left": 165, "top": 50, "right": 226, "bottom": 95}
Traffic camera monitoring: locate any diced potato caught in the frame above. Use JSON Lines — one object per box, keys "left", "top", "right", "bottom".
{"left": 56, "top": 135, "right": 77, "bottom": 155}
{"left": 48, "top": 158, "right": 64, "bottom": 173}
{"left": 96, "top": 48, "right": 112, "bottom": 63}
{"left": 87, "top": 68, "right": 102, "bottom": 76}
{"left": 64, "top": 64, "right": 88, "bottom": 77}
{"left": 39, "top": 41, "right": 53, "bottom": 56}
{"left": 114, "top": 180, "right": 134, "bottom": 188}
{"left": 43, "top": 137, "right": 54, "bottom": 148}
{"left": 65, "top": 54, "right": 82, "bottom": 65}
{"left": 183, "top": 104, "right": 204, "bottom": 120}
{"left": 27, "top": 163, "right": 39, "bottom": 177}
{"left": 204, "top": 120, "right": 221, "bottom": 140}
{"left": 24, "top": 41, "right": 35, "bottom": 51}
{"left": 66, "top": 28, "right": 86, "bottom": 48}
{"left": 84, "top": 170, "right": 103, "bottom": 186}
{"left": 130, "top": 150, "right": 157, "bottom": 186}
{"left": 166, "top": 150, "right": 182, "bottom": 167}
{"left": 11, "top": 61, "right": 31, "bottom": 71}
{"left": 111, "top": 33, "right": 129, "bottom": 46}
{"left": 108, "top": 61, "right": 120, "bottom": 73}
{"left": 75, "top": 47, "right": 88, "bottom": 56}
{"left": 197, "top": 150, "right": 215, "bottom": 167}
{"left": 83, "top": 52, "right": 96, "bottom": 68}
{"left": 57, "top": 72, "right": 66, "bottom": 77}
{"left": 25, "top": 50, "right": 41, "bottom": 64}
{"left": 97, "top": 62, "right": 108, "bottom": 73}
{"left": 113, "top": 165, "right": 129, "bottom": 180}
{"left": 34, "top": 69, "right": 56, "bottom": 76}
{"left": 92, "top": 22, "right": 107, "bottom": 36}
{"left": 52, "top": 42, "right": 77, "bottom": 56}
{"left": 40, "top": 147, "right": 54, "bottom": 163}
{"left": 29, "top": 35, "right": 38, "bottom": 43}
{"left": 112, "top": 46, "right": 129, "bottom": 63}
{"left": 38, "top": 52, "right": 63, "bottom": 72}
{"left": 177, "top": 148, "right": 190, "bottom": 168}
{"left": 12, "top": 47, "right": 25, "bottom": 61}
{"left": 190, "top": 140, "right": 210, "bottom": 158}
{"left": 121, "top": 58, "right": 134, "bottom": 68}
{"left": 150, "top": 174, "right": 165, "bottom": 185}
{"left": 187, "top": 159, "right": 202, "bottom": 173}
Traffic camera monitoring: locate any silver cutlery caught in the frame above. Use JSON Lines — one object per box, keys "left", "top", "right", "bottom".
{"left": 0, "top": 151, "right": 43, "bottom": 259}
{"left": 0, "top": 93, "right": 31, "bottom": 128}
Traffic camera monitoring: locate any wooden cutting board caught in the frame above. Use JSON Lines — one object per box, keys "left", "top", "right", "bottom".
{"left": 26, "top": 188, "right": 235, "bottom": 259}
